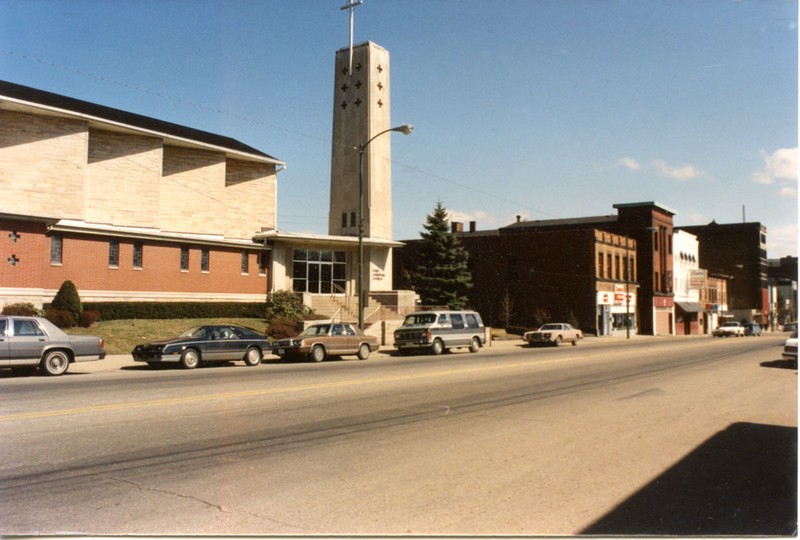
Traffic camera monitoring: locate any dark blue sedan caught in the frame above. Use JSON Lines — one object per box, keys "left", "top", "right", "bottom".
{"left": 132, "top": 325, "right": 270, "bottom": 369}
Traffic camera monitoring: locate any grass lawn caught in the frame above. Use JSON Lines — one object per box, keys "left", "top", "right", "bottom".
{"left": 67, "top": 318, "right": 268, "bottom": 355}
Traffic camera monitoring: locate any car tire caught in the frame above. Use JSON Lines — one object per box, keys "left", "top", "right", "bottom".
{"left": 180, "top": 349, "right": 201, "bottom": 369}
{"left": 311, "top": 345, "right": 325, "bottom": 362}
{"left": 40, "top": 350, "right": 70, "bottom": 376}
{"left": 554, "top": 336, "right": 562, "bottom": 347}
{"left": 469, "top": 337, "right": 480, "bottom": 353}
{"left": 571, "top": 337, "right": 578, "bottom": 346}
{"left": 244, "top": 347, "right": 262, "bottom": 366}
{"left": 431, "top": 339, "right": 444, "bottom": 355}
{"left": 357, "top": 343, "right": 370, "bottom": 360}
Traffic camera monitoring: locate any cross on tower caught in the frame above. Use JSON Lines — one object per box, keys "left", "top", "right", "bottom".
{"left": 340, "top": 0, "right": 364, "bottom": 75}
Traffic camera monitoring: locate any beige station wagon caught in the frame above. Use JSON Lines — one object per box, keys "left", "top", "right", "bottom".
{"left": 272, "top": 323, "right": 379, "bottom": 362}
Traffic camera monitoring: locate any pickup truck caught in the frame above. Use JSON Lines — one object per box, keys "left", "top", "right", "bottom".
{"left": 713, "top": 321, "right": 745, "bottom": 337}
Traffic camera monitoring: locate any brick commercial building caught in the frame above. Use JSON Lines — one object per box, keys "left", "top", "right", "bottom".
{"left": 677, "top": 221, "right": 769, "bottom": 324}
{"left": 0, "top": 80, "right": 283, "bottom": 308}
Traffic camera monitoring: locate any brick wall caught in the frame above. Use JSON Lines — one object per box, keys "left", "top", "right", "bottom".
{"left": 0, "top": 218, "right": 268, "bottom": 306}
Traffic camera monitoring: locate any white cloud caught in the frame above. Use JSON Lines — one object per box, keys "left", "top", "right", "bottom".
{"left": 617, "top": 157, "right": 641, "bottom": 171}
{"left": 779, "top": 186, "right": 798, "bottom": 198}
{"left": 752, "top": 147, "right": 798, "bottom": 186}
{"left": 651, "top": 160, "right": 704, "bottom": 180}
{"left": 448, "top": 209, "right": 496, "bottom": 227}
{"left": 767, "top": 223, "right": 799, "bottom": 257}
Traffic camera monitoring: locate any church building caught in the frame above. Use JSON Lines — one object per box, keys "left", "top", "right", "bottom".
{"left": 0, "top": 39, "right": 412, "bottom": 327}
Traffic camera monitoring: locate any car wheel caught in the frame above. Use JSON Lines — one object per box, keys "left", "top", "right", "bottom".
{"left": 571, "top": 337, "right": 578, "bottom": 346}
{"left": 40, "top": 350, "right": 70, "bottom": 376}
{"left": 244, "top": 347, "right": 262, "bottom": 366}
{"left": 431, "top": 339, "right": 444, "bottom": 355}
{"left": 357, "top": 343, "right": 370, "bottom": 360}
{"left": 554, "top": 336, "right": 562, "bottom": 347}
{"left": 469, "top": 337, "right": 480, "bottom": 353}
{"left": 180, "top": 349, "right": 201, "bottom": 369}
{"left": 311, "top": 345, "right": 325, "bottom": 362}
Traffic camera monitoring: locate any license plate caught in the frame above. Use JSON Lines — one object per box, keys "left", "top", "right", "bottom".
{"left": 278, "top": 349, "right": 285, "bottom": 355}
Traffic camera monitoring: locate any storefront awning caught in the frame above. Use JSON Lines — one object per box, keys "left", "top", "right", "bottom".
{"left": 676, "top": 302, "right": 705, "bottom": 313}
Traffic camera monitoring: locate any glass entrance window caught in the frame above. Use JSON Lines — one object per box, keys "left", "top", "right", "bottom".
{"left": 292, "top": 249, "right": 347, "bottom": 294}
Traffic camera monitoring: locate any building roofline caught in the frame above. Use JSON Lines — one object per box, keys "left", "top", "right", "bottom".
{"left": 0, "top": 80, "right": 285, "bottom": 167}
{"left": 49, "top": 220, "right": 266, "bottom": 249}
{"left": 254, "top": 229, "right": 403, "bottom": 248}
{"left": 500, "top": 214, "right": 617, "bottom": 230}
{"left": 613, "top": 201, "right": 677, "bottom": 216}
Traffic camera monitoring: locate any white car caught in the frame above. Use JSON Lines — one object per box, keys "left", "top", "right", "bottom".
{"left": 782, "top": 331, "right": 797, "bottom": 363}
{"left": 713, "top": 321, "right": 745, "bottom": 337}
{"left": 524, "top": 323, "right": 583, "bottom": 347}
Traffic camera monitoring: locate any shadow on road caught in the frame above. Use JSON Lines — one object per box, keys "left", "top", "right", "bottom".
{"left": 582, "top": 422, "right": 797, "bottom": 536}
{"left": 761, "top": 359, "right": 798, "bottom": 371}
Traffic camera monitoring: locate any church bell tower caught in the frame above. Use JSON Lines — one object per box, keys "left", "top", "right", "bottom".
{"left": 328, "top": 41, "right": 393, "bottom": 240}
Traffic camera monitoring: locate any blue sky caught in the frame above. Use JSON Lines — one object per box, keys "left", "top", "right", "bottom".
{"left": 2, "top": 0, "right": 797, "bottom": 256}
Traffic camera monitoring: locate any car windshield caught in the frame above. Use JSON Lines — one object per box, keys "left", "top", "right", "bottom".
{"left": 300, "top": 325, "right": 331, "bottom": 336}
{"left": 403, "top": 314, "right": 437, "bottom": 326}
{"left": 540, "top": 324, "right": 562, "bottom": 330}
{"left": 179, "top": 326, "right": 212, "bottom": 338}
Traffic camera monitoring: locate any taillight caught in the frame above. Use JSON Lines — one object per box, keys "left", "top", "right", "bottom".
{"left": 99, "top": 338, "right": 105, "bottom": 349}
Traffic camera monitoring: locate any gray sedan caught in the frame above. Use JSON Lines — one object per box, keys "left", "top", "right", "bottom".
{"left": 1, "top": 316, "right": 106, "bottom": 376}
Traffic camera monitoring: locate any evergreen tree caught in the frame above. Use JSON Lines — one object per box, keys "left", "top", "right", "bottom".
{"left": 411, "top": 201, "right": 473, "bottom": 309}
{"left": 51, "top": 280, "right": 82, "bottom": 324}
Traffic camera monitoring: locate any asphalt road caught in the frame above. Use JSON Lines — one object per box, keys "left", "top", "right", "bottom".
{"left": 0, "top": 334, "right": 795, "bottom": 535}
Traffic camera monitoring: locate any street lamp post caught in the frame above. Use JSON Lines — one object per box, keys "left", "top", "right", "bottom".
{"left": 625, "top": 236, "right": 631, "bottom": 339}
{"left": 357, "top": 124, "right": 413, "bottom": 329}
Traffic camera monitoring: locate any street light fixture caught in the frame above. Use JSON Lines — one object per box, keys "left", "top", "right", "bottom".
{"left": 357, "top": 124, "right": 413, "bottom": 329}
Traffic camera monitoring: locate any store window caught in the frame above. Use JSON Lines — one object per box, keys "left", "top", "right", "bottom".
{"left": 292, "top": 249, "right": 347, "bottom": 294}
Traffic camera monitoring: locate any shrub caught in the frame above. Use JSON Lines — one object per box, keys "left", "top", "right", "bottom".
{"left": 79, "top": 309, "right": 101, "bottom": 328}
{"left": 1, "top": 303, "right": 40, "bottom": 316}
{"left": 81, "top": 302, "right": 267, "bottom": 320}
{"left": 45, "top": 307, "right": 76, "bottom": 329}
{"left": 51, "top": 280, "right": 82, "bottom": 323}
{"left": 266, "top": 316, "right": 301, "bottom": 340}
{"left": 265, "top": 290, "right": 310, "bottom": 322}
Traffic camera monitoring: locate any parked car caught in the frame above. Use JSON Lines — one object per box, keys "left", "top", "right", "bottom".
{"left": 272, "top": 323, "right": 379, "bottom": 362}
{"left": 132, "top": 324, "right": 270, "bottom": 369}
{"left": 524, "top": 323, "right": 583, "bottom": 346}
{"left": 712, "top": 321, "right": 745, "bottom": 337}
{"left": 782, "top": 331, "right": 797, "bottom": 363}
{"left": 393, "top": 310, "right": 485, "bottom": 355}
{"left": 743, "top": 322, "right": 762, "bottom": 336}
{"left": 0, "top": 316, "right": 105, "bottom": 376}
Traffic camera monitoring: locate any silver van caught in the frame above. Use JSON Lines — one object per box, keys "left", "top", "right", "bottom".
{"left": 393, "top": 310, "right": 485, "bottom": 355}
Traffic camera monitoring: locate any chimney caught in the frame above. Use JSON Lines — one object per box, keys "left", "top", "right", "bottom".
{"left": 516, "top": 215, "right": 522, "bottom": 223}
{"left": 451, "top": 222, "right": 463, "bottom": 233}
{"left": 469, "top": 221, "right": 476, "bottom": 233}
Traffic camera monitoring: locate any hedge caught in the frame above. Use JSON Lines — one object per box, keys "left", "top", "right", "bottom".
{"left": 72, "top": 302, "right": 268, "bottom": 321}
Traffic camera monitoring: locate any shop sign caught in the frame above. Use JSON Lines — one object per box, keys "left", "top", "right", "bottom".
{"left": 689, "top": 269, "right": 707, "bottom": 290}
